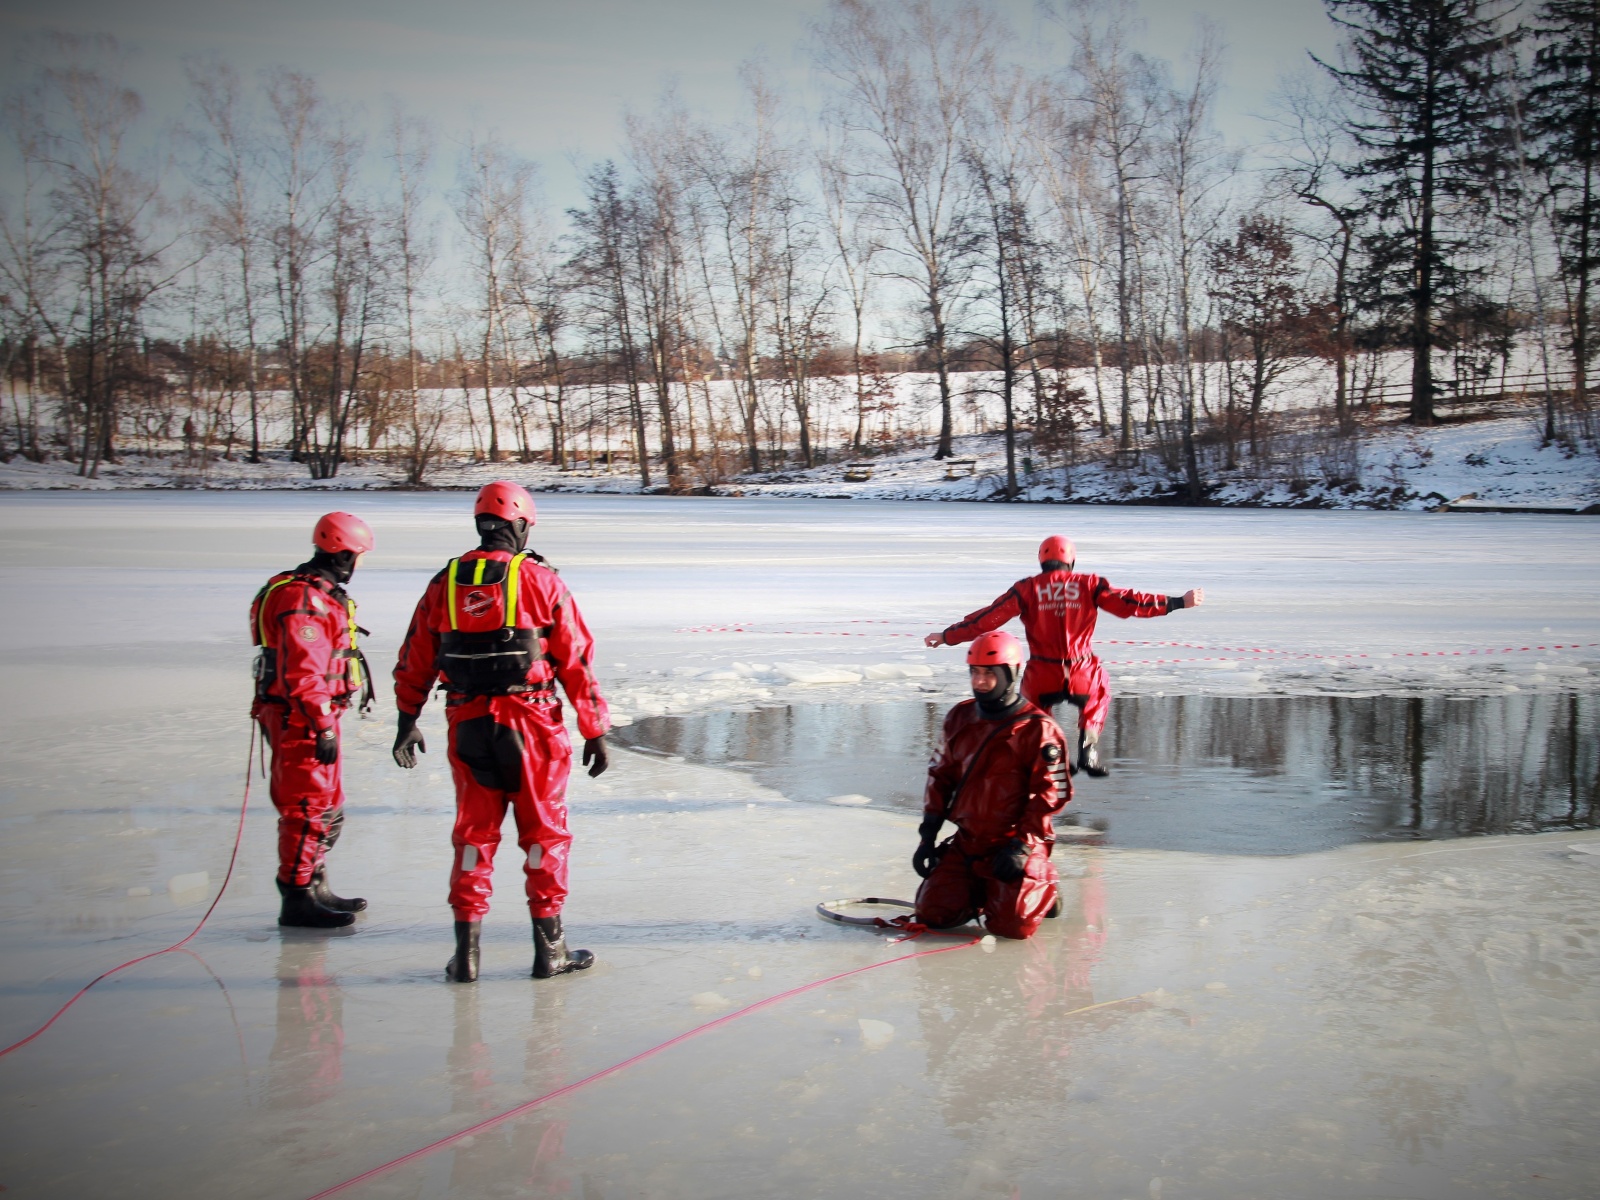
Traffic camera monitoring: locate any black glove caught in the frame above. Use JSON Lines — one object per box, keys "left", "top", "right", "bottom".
{"left": 582, "top": 736, "right": 609, "bottom": 778}
{"left": 313, "top": 726, "right": 339, "bottom": 766}
{"left": 991, "top": 838, "right": 1030, "bottom": 883}
{"left": 393, "top": 712, "right": 426, "bottom": 769}
{"left": 912, "top": 836, "right": 941, "bottom": 879}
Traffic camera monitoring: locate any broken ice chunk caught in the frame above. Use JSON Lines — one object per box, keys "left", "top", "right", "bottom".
{"left": 857, "top": 1019, "right": 895, "bottom": 1049}
{"left": 167, "top": 871, "right": 209, "bottom": 896}
{"left": 773, "top": 662, "right": 863, "bottom": 685}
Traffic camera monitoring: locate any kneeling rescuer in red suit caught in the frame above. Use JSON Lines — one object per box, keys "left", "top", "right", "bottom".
{"left": 391, "top": 482, "right": 611, "bottom": 983}
{"left": 914, "top": 630, "right": 1073, "bottom": 940}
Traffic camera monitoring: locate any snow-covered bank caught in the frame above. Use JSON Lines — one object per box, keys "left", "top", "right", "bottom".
{"left": 4, "top": 411, "right": 1597, "bottom": 512}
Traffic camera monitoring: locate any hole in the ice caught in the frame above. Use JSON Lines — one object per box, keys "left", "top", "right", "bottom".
{"left": 611, "top": 693, "right": 1600, "bottom": 856}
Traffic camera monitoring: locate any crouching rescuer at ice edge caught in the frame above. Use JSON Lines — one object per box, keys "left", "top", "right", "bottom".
{"left": 391, "top": 481, "right": 611, "bottom": 983}
{"left": 250, "top": 511, "right": 376, "bottom": 930}
{"left": 927, "top": 535, "right": 1203, "bottom": 778}
{"left": 913, "top": 631, "right": 1073, "bottom": 940}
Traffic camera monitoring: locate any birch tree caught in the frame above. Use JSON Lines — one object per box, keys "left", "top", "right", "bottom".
{"left": 816, "top": 0, "right": 997, "bottom": 459}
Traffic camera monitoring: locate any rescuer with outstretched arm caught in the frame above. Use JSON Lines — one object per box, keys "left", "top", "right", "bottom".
{"left": 913, "top": 631, "right": 1073, "bottom": 939}
{"left": 250, "top": 511, "right": 375, "bottom": 929}
{"left": 391, "top": 482, "right": 610, "bottom": 984}
{"left": 926, "top": 535, "right": 1203, "bottom": 777}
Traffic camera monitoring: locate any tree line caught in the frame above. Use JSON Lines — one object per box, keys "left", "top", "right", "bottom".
{"left": 1, "top": 0, "right": 1595, "bottom": 499}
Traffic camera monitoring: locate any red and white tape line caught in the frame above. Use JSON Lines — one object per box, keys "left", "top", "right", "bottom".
{"left": 675, "top": 624, "right": 1600, "bottom": 664}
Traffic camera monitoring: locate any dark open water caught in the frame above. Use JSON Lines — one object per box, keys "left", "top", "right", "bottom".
{"left": 612, "top": 693, "right": 1600, "bottom": 855}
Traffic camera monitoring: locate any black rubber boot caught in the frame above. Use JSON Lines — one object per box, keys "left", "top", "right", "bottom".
{"left": 446, "top": 920, "right": 481, "bottom": 983}
{"left": 277, "top": 878, "right": 356, "bottom": 929}
{"left": 532, "top": 915, "right": 594, "bottom": 979}
{"left": 309, "top": 867, "right": 367, "bottom": 913}
{"left": 312, "top": 810, "right": 367, "bottom": 912}
{"left": 1077, "top": 731, "right": 1110, "bottom": 778}
{"left": 1044, "top": 894, "right": 1063, "bottom": 918}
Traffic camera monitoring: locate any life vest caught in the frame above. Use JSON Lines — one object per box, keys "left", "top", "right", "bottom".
{"left": 250, "top": 572, "right": 373, "bottom": 711}
{"left": 436, "top": 553, "right": 554, "bottom": 696}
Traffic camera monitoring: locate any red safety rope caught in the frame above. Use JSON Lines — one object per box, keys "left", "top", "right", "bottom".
{"left": 0, "top": 724, "right": 256, "bottom": 1061}
{"left": 302, "top": 933, "right": 982, "bottom": 1200}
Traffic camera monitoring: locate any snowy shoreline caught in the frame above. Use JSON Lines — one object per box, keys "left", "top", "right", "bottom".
{"left": 6, "top": 413, "right": 1598, "bottom": 512}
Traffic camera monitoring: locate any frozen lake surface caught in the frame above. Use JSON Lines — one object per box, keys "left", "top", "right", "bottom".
{"left": 1, "top": 493, "right": 1599, "bottom": 1199}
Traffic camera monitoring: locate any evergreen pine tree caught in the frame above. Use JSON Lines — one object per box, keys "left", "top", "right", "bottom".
{"left": 1528, "top": 0, "right": 1600, "bottom": 426}
{"left": 1318, "top": 0, "right": 1513, "bottom": 425}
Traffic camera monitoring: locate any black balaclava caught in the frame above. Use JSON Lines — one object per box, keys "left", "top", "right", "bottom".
{"left": 974, "top": 662, "right": 1025, "bottom": 720}
{"left": 1040, "top": 559, "right": 1073, "bottom": 572}
{"left": 299, "top": 549, "right": 359, "bottom": 585}
{"left": 476, "top": 515, "right": 530, "bottom": 553}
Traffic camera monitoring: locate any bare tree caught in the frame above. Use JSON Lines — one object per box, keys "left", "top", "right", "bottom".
{"left": 1059, "top": 0, "right": 1165, "bottom": 451}
{"left": 1031, "top": 75, "right": 1113, "bottom": 435}
{"left": 186, "top": 59, "right": 269, "bottom": 462}
{"left": 682, "top": 69, "right": 790, "bottom": 472}
{"left": 1209, "top": 213, "right": 1317, "bottom": 459}
{"left": 963, "top": 61, "right": 1055, "bottom": 498}
{"left": 387, "top": 107, "right": 441, "bottom": 485}
{"left": 455, "top": 138, "right": 539, "bottom": 463}
{"left": 569, "top": 160, "right": 652, "bottom": 485}
{"left": 301, "top": 128, "right": 381, "bottom": 480}
{"left": 31, "top": 35, "right": 174, "bottom": 477}
{"left": 0, "top": 86, "right": 68, "bottom": 463}
{"left": 1152, "top": 24, "right": 1233, "bottom": 501}
{"left": 816, "top": 0, "right": 998, "bottom": 459}
{"left": 1268, "top": 73, "right": 1362, "bottom": 434}
{"left": 817, "top": 138, "right": 884, "bottom": 451}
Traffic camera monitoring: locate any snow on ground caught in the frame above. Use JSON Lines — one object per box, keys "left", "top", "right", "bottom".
{"left": 4, "top": 412, "right": 1596, "bottom": 513}
{"left": 1, "top": 494, "right": 1598, "bottom": 1198}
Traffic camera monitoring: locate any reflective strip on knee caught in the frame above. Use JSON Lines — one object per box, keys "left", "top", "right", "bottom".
{"left": 526, "top": 844, "right": 543, "bottom": 870}
{"left": 460, "top": 845, "right": 479, "bottom": 870}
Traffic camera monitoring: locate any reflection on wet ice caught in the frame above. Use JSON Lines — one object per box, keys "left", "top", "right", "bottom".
{"left": 268, "top": 937, "right": 343, "bottom": 1110}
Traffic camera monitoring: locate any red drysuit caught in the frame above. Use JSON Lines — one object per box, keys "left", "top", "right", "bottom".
{"left": 939, "top": 570, "right": 1180, "bottom": 735}
{"left": 914, "top": 699, "right": 1072, "bottom": 939}
{"left": 250, "top": 569, "right": 369, "bottom": 887}
{"left": 393, "top": 550, "right": 610, "bottom": 922}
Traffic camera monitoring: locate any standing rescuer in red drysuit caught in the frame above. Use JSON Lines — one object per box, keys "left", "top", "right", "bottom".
{"left": 914, "top": 631, "right": 1073, "bottom": 940}
{"left": 926, "top": 535, "right": 1204, "bottom": 777}
{"left": 391, "top": 482, "right": 611, "bottom": 984}
{"left": 250, "top": 511, "right": 376, "bottom": 929}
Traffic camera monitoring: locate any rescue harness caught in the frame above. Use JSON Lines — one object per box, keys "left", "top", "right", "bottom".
{"left": 437, "top": 553, "right": 555, "bottom": 697}
{"left": 250, "top": 572, "right": 374, "bottom": 713}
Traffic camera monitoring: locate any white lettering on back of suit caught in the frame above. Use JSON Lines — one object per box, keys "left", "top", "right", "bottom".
{"left": 1033, "top": 578, "right": 1081, "bottom": 613}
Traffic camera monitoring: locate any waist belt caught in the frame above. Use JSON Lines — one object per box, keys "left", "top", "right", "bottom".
{"left": 442, "top": 679, "right": 557, "bottom": 701}
{"left": 1031, "top": 654, "right": 1091, "bottom": 666}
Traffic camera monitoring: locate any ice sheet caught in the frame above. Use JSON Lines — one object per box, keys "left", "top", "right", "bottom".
{"left": 1, "top": 494, "right": 1598, "bottom": 1199}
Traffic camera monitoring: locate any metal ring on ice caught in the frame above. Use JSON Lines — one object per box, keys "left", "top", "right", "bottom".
{"left": 816, "top": 897, "right": 917, "bottom": 927}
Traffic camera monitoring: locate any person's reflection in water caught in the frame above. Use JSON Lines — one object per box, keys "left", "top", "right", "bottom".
{"left": 445, "top": 987, "right": 575, "bottom": 1196}
{"left": 267, "top": 937, "right": 345, "bottom": 1109}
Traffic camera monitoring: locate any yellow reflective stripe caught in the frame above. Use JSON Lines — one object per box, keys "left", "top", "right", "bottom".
{"left": 256, "top": 578, "right": 296, "bottom": 645}
{"left": 344, "top": 598, "right": 362, "bottom": 687}
{"left": 473, "top": 558, "right": 487, "bottom": 585}
{"left": 505, "top": 553, "right": 527, "bottom": 628}
{"left": 446, "top": 558, "right": 461, "bottom": 631}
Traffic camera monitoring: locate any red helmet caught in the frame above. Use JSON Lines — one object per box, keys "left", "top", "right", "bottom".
{"left": 475, "top": 481, "right": 536, "bottom": 524}
{"left": 313, "top": 511, "right": 374, "bottom": 555}
{"left": 966, "top": 630, "right": 1024, "bottom": 669}
{"left": 1038, "top": 535, "right": 1076, "bottom": 567}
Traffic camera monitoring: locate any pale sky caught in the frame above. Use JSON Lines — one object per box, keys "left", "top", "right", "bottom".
{"left": 1, "top": 0, "right": 1339, "bottom": 212}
